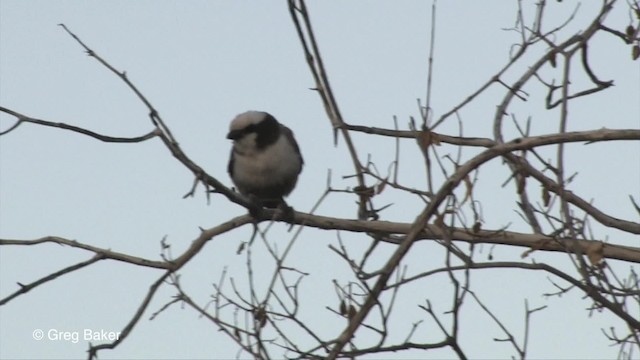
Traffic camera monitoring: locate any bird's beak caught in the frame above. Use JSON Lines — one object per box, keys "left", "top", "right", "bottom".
{"left": 227, "top": 129, "right": 243, "bottom": 140}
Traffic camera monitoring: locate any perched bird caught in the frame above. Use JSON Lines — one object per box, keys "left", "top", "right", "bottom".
{"left": 227, "top": 111, "right": 303, "bottom": 209}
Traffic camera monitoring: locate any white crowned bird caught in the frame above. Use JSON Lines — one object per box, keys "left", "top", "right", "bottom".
{"left": 227, "top": 111, "right": 303, "bottom": 209}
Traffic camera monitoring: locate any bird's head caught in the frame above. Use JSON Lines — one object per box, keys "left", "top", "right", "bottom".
{"left": 227, "top": 111, "right": 280, "bottom": 153}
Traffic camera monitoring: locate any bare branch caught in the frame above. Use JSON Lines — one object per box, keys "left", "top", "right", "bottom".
{"left": 0, "top": 254, "right": 104, "bottom": 306}
{"left": 0, "top": 106, "right": 159, "bottom": 142}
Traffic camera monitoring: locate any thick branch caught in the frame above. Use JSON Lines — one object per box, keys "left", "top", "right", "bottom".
{"left": 290, "top": 212, "right": 640, "bottom": 263}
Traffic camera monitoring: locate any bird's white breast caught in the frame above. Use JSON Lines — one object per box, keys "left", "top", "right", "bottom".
{"left": 232, "top": 134, "right": 301, "bottom": 189}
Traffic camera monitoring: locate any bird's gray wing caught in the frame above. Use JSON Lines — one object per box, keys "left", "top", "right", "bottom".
{"left": 281, "top": 125, "right": 304, "bottom": 169}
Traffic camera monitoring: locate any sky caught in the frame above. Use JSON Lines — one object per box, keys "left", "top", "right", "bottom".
{"left": 1, "top": 1, "right": 639, "bottom": 359}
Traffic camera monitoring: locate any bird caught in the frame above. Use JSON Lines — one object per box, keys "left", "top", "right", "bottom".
{"left": 227, "top": 111, "right": 303, "bottom": 210}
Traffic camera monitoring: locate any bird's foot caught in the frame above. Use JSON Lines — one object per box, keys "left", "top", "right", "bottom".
{"left": 246, "top": 194, "right": 267, "bottom": 218}
{"left": 246, "top": 196, "right": 295, "bottom": 223}
{"left": 275, "top": 202, "right": 295, "bottom": 223}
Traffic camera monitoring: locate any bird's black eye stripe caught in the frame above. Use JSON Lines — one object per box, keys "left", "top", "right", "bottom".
{"left": 255, "top": 115, "right": 280, "bottom": 149}
{"left": 233, "top": 123, "right": 258, "bottom": 139}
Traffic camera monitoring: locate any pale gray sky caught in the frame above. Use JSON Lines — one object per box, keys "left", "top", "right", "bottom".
{"left": 1, "top": 1, "right": 639, "bottom": 359}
